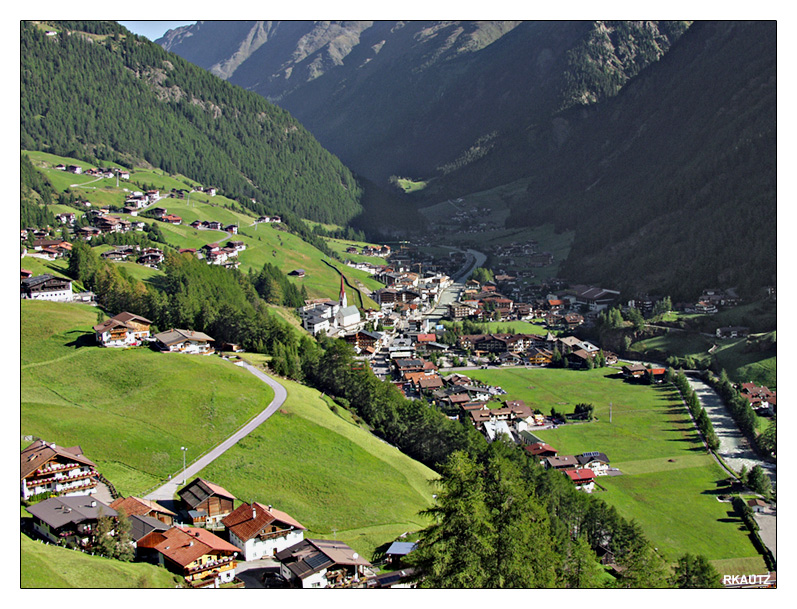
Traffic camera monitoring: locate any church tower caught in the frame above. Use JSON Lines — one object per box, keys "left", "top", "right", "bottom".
{"left": 339, "top": 275, "right": 347, "bottom": 309}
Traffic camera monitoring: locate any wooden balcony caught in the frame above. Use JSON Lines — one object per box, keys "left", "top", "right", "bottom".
{"left": 186, "top": 556, "right": 235, "bottom": 575}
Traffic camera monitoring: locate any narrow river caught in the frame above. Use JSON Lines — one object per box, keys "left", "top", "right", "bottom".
{"left": 686, "top": 376, "right": 776, "bottom": 486}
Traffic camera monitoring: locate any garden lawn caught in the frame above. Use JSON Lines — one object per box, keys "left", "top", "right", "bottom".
{"left": 21, "top": 531, "right": 181, "bottom": 588}
{"left": 466, "top": 366, "right": 764, "bottom": 570}
{"left": 21, "top": 301, "right": 273, "bottom": 497}
{"left": 235, "top": 223, "right": 381, "bottom": 306}
{"left": 444, "top": 320, "right": 548, "bottom": 336}
{"left": 197, "top": 377, "right": 438, "bottom": 560}
{"left": 599, "top": 465, "right": 767, "bottom": 574}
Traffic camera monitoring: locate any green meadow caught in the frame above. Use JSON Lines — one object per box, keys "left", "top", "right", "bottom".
{"left": 466, "top": 366, "right": 765, "bottom": 572}
{"left": 21, "top": 300, "right": 272, "bottom": 496}
{"left": 23, "top": 150, "right": 381, "bottom": 307}
{"left": 199, "top": 376, "right": 438, "bottom": 559}
{"left": 444, "top": 320, "right": 549, "bottom": 336}
{"left": 20, "top": 301, "right": 436, "bottom": 561}
{"left": 21, "top": 530, "right": 182, "bottom": 588}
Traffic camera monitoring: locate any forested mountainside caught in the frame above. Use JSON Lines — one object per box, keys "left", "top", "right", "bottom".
{"left": 158, "top": 20, "right": 690, "bottom": 184}
{"left": 497, "top": 20, "right": 775, "bottom": 300}
{"left": 20, "top": 21, "right": 362, "bottom": 226}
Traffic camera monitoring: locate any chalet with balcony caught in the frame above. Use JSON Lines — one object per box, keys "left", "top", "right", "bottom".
{"left": 343, "top": 330, "right": 383, "bottom": 352}
{"left": 93, "top": 311, "right": 152, "bottom": 347}
{"left": 27, "top": 496, "right": 117, "bottom": 548}
{"left": 21, "top": 440, "right": 98, "bottom": 499}
{"left": 576, "top": 452, "right": 611, "bottom": 476}
{"left": 276, "top": 538, "right": 373, "bottom": 588}
{"left": 178, "top": 477, "right": 236, "bottom": 525}
{"left": 110, "top": 496, "right": 176, "bottom": 525}
{"left": 21, "top": 274, "right": 73, "bottom": 302}
{"left": 137, "top": 526, "right": 239, "bottom": 588}
{"left": 222, "top": 502, "right": 306, "bottom": 561}
{"left": 153, "top": 329, "right": 215, "bottom": 354}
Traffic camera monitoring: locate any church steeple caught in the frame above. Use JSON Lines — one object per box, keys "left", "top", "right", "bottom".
{"left": 339, "top": 275, "right": 347, "bottom": 309}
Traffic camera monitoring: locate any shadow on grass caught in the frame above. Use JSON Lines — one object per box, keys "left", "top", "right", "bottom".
{"left": 64, "top": 331, "right": 96, "bottom": 349}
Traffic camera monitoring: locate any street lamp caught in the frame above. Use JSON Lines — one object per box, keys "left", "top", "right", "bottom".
{"left": 180, "top": 446, "right": 187, "bottom": 485}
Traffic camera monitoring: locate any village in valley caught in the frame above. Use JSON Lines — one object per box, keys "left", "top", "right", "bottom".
{"left": 21, "top": 155, "right": 777, "bottom": 590}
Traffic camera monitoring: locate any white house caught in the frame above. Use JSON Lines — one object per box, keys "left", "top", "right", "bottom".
{"left": 93, "top": 312, "right": 152, "bottom": 347}
{"left": 152, "top": 329, "right": 215, "bottom": 354}
{"left": 20, "top": 274, "right": 73, "bottom": 302}
{"left": 222, "top": 502, "right": 306, "bottom": 561}
{"left": 576, "top": 452, "right": 611, "bottom": 476}
{"left": 276, "top": 538, "right": 372, "bottom": 588}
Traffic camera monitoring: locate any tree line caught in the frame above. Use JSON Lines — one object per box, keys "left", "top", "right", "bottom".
{"left": 406, "top": 440, "right": 720, "bottom": 588}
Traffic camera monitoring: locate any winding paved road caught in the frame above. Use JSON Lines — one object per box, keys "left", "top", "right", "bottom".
{"left": 144, "top": 361, "right": 287, "bottom": 502}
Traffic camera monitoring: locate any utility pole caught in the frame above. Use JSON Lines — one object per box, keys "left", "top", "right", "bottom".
{"left": 181, "top": 446, "right": 187, "bottom": 484}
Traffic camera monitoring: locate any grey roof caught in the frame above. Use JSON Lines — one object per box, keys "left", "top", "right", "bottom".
{"left": 577, "top": 452, "right": 610, "bottom": 465}
{"left": 386, "top": 541, "right": 417, "bottom": 556}
{"left": 338, "top": 305, "right": 360, "bottom": 317}
{"left": 153, "top": 329, "right": 214, "bottom": 345}
{"left": 21, "top": 274, "right": 53, "bottom": 288}
{"left": 27, "top": 496, "right": 117, "bottom": 529}
{"left": 129, "top": 514, "right": 169, "bottom": 542}
{"left": 178, "top": 477, "right": 235, "bottom": 509}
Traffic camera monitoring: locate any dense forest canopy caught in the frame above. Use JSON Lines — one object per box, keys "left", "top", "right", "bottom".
{"left": 20, "top": 20, "right": 363, "bottom": 226}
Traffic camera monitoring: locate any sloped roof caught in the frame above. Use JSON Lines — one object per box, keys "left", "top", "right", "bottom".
{"left": 222, "top": 501, "right": 306, "bottom": 542}
{"left": 564, "top": 468, "right": 595, "bottom": 482}
{"left": 576, "top": 452, "right": 610, "bottom": 465}
{"left": 276, "top": 538, "right": 371, "bottom": 580}
{"left": 27, "top": 496, "right": 116, "bottom": 529}
{"left": 21, "top": 439, "right": 95, "bottom": 480}
{"left": 150, "top": 526, "right": 238, "bottom": 567}
{"left": 93, "top": 311, "right": 152, "bottom": 333}
{"left": 110, "top": 496, "right": 176, "bottom": 518}
{"left": 129, "top": 514, "right": 169, "bottom": 542}
{"left": 153, "top": 329, "right": 214, "bottom": 346}
{"left": 178, "top": 477, "right": 236, "bottom": 509}
{"left": 385, "top": 541, "right": 417, "bottom": 556}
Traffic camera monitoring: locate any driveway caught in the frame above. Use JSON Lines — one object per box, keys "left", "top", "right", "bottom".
{"left": 754, "top": 509, "right": 776, "bottom": 560}
{"left": 145, "top": 361, "right": 287, "bottom": 502}
{"left": 235, "top": 558, "right": 281, "bottom": 589}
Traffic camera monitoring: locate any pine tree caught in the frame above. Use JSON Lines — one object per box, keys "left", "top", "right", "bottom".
{"left": 670, "top": 553, "right": 721, "bottom": 588}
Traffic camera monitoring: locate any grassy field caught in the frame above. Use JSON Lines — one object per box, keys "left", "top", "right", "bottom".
{"left": 465, "top": 366, "right": 765, "bottom": 572}
{"left": 443, "top": 320, "right": 549, "bottom": 336}
{"left": 21, "top": 300, "right": 273, "bottom": 496}
{"left": 24, "top": 150, "right": 382, "bottom": 307}
{"left": 20, "top": 300, "right": 437, "bottom": 563}
{"left": 21, "top": 531, "right": 182, "bottom": 588}
{"left": 324, "top": 237, "right": 391, "bottom": 267}
{"left": 632, "top": 330, "right": 776, "bottom": 389}
{"left": 198, "top": 376, "right": 438, "bottom": 560}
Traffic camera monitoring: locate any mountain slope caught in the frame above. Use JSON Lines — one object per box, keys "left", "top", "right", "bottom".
{"left": 159, "top": 21, "right": 689, "bottom": 184}
{"left": 20, "top": 20, "right": 362, "bottom": 225}
{"left": 504, "top": 20, "right": 777, "bottom": 299}
{"left": 397, "top": 20, "right": 774, "bottom": 300}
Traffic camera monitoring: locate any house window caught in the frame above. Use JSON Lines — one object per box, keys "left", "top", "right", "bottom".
{"left": 311, "top": 582, "right": 321, "bottom": 588}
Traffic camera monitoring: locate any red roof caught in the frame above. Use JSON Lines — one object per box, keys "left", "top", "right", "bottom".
{"left": 564, "top": 468, "right": 595, "bottom": 483}
{"left": 222, "top": 502, "right": 305, "bottom": 542}
{"left": 416, "top": 334, "right": 436, "bottom": 342}
{"left": 149, "top": 526, "right": 238, "bottom": 567}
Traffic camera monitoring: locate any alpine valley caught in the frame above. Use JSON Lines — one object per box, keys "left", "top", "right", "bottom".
{"left": 19, "top": 20, "right": 776, "bottom": 590}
